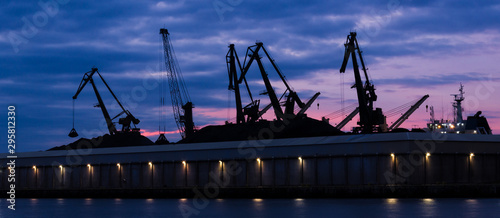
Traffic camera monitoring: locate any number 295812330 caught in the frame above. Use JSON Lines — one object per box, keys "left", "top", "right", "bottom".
{"left": 8, "top": 106, "right": 15, "bottom": 153}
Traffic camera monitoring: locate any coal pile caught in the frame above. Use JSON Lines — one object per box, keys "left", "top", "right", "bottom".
{"left": 180, "top": 117, "right": 343, "bottom": 144}
{"left": 49, "top": 132, "right": 154, "bottom": 151}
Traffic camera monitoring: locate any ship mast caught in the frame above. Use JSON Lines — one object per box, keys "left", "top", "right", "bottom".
{"left": 451, "top": 83, "right": 465, "bottom": 123}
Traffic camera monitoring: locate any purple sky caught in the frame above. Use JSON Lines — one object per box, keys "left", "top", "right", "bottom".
{"left": 1, "top": 0, "right": 499, "bottom": 152}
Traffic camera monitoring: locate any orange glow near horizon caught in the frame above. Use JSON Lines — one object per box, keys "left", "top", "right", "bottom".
{"left": 140, "top": 129, "right": 179, "bottom": 137}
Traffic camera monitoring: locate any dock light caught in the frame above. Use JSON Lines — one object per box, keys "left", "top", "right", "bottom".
{"left": 148, "top": 162, "right": 152, "bottom": 167}
{"left": 256, "top": 158, "right": 261, "bottom": 163}
{"left": 426, "top": 152, "right": 431, "bottom": 157}
{"left": 298, "top": 157, "right": 302, "bottom": 161}
{"left": 59, "top": 165, "right": 63, "bottom": 169}
{"left": 117, "top": 163, "right": 120, "bottom": 167}
{"left": 182, "top": 161, "right": 186, "bottom": 166}
{"left": 33, "top": 165, "right": 36, "bottom": 170}
{"left": 470, "top": 153, "right": 474, "bottom": 157}
{"left": 87, "top": 164, "right": 91, "bottom": 168}
{"left": 219, "top": 160, "right": 223, "bottom": 165}
{"left": 391, "top": 153, "right": 395, "bottom": 158}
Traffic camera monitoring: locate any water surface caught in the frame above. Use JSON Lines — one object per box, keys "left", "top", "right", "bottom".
{"left": 1, "top": 198, "right": 499, "bottom": 217}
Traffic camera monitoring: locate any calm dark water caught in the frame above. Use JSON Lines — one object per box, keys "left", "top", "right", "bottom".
{"left": 1, "top": 198, "right": 500, "bottom": 218}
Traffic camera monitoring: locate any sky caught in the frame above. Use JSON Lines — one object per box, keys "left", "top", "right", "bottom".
{"left": 1, "top": 0, "right": 499, "bottom": 152}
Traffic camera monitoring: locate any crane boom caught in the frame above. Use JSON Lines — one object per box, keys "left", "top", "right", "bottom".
{"left": 160, "top": 28, "right": 194, "bottom": 139}
{"left": 254, "top": 53, "right": 285, "bottom": 119}
{"left": 89, "top": 76, "right": 116, "bottom": 135}
{"left": 336, "top": 107, "right": 359, "bottom": 130}
{"left": 296, "top": 92, "right": 321, "bottom": 116}
{"left": 227, "top": 44, "right": 246, "bottom": 124}
{"left": 389, "top": 95, "right": 429, "bottom": 130}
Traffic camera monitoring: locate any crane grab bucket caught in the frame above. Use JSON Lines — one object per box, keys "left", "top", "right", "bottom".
{"left": 68, "top": 128, "right": 78, "bottom": 138}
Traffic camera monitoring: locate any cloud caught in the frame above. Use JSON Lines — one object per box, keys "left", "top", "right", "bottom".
{"left": 1, "top": 0, "right": 499, "bottom": 151}
{"left": 375, "top": 73, "right": 500, "bottom": 88}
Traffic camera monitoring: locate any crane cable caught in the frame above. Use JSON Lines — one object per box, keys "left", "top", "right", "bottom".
{"left": 341, "top": 72, "right": 345, "bottom": 119}
{"left": 385, "top": 97, "right": 421, "bottom": 118}
{"left": 72, "top": 99, "right": 75, "bottom": 128}
{"left": 158, "top": 34, "right": 166, "bottom": 135}
{"left": 227, "top": 90, "right": 231, "bottom": 122}
{"left": 323, "top": 103, "right": 358, "bottom": 120}
{"left": 158, "top": 34, "right": 162, "bottom": 134}
{"left": 68, "top": 98, "right": 78, "bottom": 137}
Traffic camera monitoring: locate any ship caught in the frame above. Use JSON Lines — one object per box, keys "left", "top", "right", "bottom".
{"left": 426, "top": 83, "right": 492, "bottom": 135}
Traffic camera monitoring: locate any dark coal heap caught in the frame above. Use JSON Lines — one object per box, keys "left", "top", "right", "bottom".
{"left": 50, "top": 118, "right": 343, "bottom": 150}
{"left": 48, "top": 132, "right": 154, "bottom": 151}
{"left": 180, "top": 117, "right": 343, "bottom": 144}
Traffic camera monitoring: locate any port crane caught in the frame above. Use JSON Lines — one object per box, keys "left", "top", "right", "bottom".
{"left": 68, "top": 67, "right": 140, "bottom": 137}
{"left": 340, "top": 32, "right": 387, "bottom": 133}
{"left": 227, "top": 42, "right": 320, "bottom": 123}
{"left": 227, "top": 44, "right": 266, "bottom": 123}
{"left": 159, "top": 28, "right": 194, "bottom": 140}
{"left": 227, "top": 44, "right": 253, "bottom": 123}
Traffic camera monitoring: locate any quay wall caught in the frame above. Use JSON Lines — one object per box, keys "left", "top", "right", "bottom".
{"left": 1, "top": 133, "right": 500, "bottom": 197}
